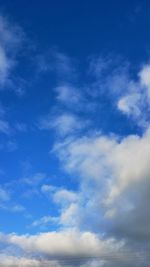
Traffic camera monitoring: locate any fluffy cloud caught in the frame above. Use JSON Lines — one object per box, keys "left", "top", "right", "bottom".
{"left": 2, "top": 48, "right": 150, "bottom": 266}
{"left": 0, "top": 230, "right": 127, "bottom": 267}
{"left": 54, "top": 127, "right": 150, "bottom": 244}
{"left": 0, "top": 229, "right": 149, "bottom": 267}
{"left": 37, "top": 58, "right": 150, "bottom": 254}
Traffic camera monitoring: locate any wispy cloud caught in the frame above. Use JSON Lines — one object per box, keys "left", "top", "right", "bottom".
{"left": 0, "top": 119, "right": 11, "bottom": 135}
{"left": 0, "top": 14, "right": 23, "bottom": 88}
{"left": 32, "top": 215, "right": 58, "bottom": 229}
{"left": 117, "top": 63, "right": 150, "bottom": 127}
{"left": 36, "top": 50, "right": 76, "bottom": 82}
{"left": 39, "top": 112, "right": 87, "bottom": 137}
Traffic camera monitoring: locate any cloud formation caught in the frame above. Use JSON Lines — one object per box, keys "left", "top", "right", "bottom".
{"left": 1, "top": 36, "right": 150, "bottom": 266}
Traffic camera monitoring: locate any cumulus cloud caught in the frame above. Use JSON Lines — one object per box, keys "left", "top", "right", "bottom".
{"left": 0, "top": 230, "right": 127, "bottom": 266}
{"left": 36, "top": 57, "right": 150, "bottom": 261}
{"left": 0, "top": 229, "right": 149, "bottom": 267}
{"left": 2, "top": 49, "right": 150, "bottom": 266}
{"left": 53, "top": 127, "right": 150, "bottom": 244}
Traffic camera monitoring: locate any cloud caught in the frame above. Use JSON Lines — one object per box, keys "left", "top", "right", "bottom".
{"left": 55, "top": 85, "right": 81, "bottom": 105}
{"left": 116, "top": 63, "right": 150, "bottom": 127}
{"left": 0, "top": 229, "right": 149, "bottom": 267}
{"left": 0, "top": 254, "right": 61, "bottom": 267}
{"left": 0, "top": 46, "right": 13, "bottom": 85}
{"left": 32, "top": 215, "right": 58, "bottom": 228}
{"left": 41, "top": 185, "right": 78, "bottom": 227}
{"left": 53, "top": 127, "right": 150, "bottom": 244}
{"left": 39, "top": 113, "right": 85, "bottom": 137}
{"left": 36, "top": 56, "right": 150, "bottom": 249}
{"left": 0, "top": 119, "right": 11, "bottom": 134}
{"left": 139, "top": 64, "right": 150, "bottom": 97}
{"left": 0, "top": 184, "right": 25, "bottom": 214}
{"left": 23, "top": 54, "right": 150, "bottom": 266}
{"left": 53, "top": 188, "right": 77, "bottom": 204}
{"left": 0, "top": 104, "right": 26, "bottom": 137}
{"left": 2, "top": 47, "right": 150, "bottom": 266}
{"left": 0, "top": 14, "right": 23, "bottom": 88}
{"left": 0, "top": 187, "right": 10, "bottom": 202}
{"left": 36, "top": 50, "right": 76, "bottom": 82}
{"left": 22, "top": 173, "right": 46, "bottom": 187}
{"left": 117, "top": 93, "right": 141, "bottom": 116}
{"left": 0, "top": 230, "right": 125, "bottom": 265}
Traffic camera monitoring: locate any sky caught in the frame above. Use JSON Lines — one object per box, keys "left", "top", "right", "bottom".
{"left": 1, "top": 0, "right": 150, "bottom": 266}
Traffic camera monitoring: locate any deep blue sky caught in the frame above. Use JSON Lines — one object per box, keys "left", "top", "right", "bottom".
{"left": 0, "top": 0, "right": 149, "bottom": 61}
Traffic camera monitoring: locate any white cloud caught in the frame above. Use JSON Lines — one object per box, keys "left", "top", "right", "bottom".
{"left": 41, "top": 184, "right": 56, "bottom": 194}
{"left": 0, "top": 229, "right": 148, "bottom": 266}
{"left": 32, "top": 215, "right": 58, "bottom": 228}
{"left": 41, "top": 185, "right": 79, "bottom": 227}
{"left": 117, "top": 93, "right": 141, "bottom": 116}
{"left": 35, "top": 56, "right": 150, "bottom": 266}
{"left": 139, "top": 64, "right": 150, "bottom": 97}
{"left": 116, "top": 63, "right": 150, "bottom": 127}
{"left": 0, "top": 230, "right": 124, "bottom": 262}
{"left": 1, "top": 48, "right": 150, "bottom": 266}
{"left": 55, "top": 85, "right": 81, "bottom": 105}
{"left": 53, "top": 127, "right": 150, "bottom": 243}
{"left": 39, "top": 113, "right": 84, "bottom": 136}
{"left": 59, "top": 203, "right": 78, "bottom": 226}
{"left": 53, "top": 188, "right": 77, "bottom": 204}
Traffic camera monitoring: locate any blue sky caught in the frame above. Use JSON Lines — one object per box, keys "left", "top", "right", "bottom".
{"left": 1, "top": 1, "right": 150, "bottom": 266}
